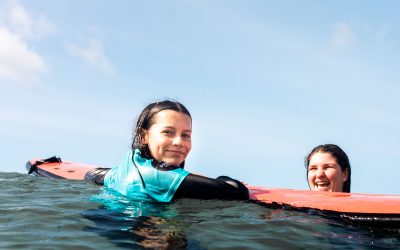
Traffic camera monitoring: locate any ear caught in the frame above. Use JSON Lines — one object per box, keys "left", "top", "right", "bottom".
{"left": 141, "top": 129, "right": 149, "bottom": 144}
{"left": 342, "top": 168, "right": 349, "bottom": 182}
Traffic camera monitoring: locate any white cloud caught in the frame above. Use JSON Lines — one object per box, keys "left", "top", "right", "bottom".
{"left": 0, "top": 26, "right": 46, "bottom": 82}
{"left": 67, "top": 40, "right": 115, "bottom": 75}
{"left": 0, "top": 0, "right": 55, "bottom": 83}
{"left": 331, "top": 22, "right": 355, "bottom": 48}
{"left": 0, "top": 0, "right": 56, "bottom": 40}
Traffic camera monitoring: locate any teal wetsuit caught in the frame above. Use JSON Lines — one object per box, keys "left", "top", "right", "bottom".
{"left": 104, "top": 149, "right": 190, "bottom": 202}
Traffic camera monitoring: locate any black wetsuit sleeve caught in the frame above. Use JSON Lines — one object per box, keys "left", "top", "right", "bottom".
{"left": 84, "top": 168, "right": 111, "bottom": 186}
{"left": 174, "top": 174, "right": 249, "bottom": 200}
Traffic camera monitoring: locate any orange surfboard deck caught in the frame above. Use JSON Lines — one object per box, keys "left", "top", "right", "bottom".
{"left": 249, "top": 185, "right": 400, "bottom": 215}
{"left": 27, "top": 158, "right": 101, "bottom": 180}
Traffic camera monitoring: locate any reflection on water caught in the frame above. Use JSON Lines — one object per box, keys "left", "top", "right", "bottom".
{"left": 259, "top": 205, "right": 400, "bottom": 249}
{"left": 82, "top": 190, "right": 200, "bottom": 249}
{"left": 82, "top": 207, "right": 189, "bottom": 249}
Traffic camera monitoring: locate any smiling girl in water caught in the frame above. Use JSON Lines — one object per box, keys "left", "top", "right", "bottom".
{"left": 92, "top": 100, "right": 249, "bottom": 202}
{"left": 305, "top": 144, "right": 351, "bottom": 193}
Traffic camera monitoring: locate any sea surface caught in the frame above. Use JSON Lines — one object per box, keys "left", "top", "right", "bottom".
{"left": 1, "top": 172, "right": 399, "bottom": 250}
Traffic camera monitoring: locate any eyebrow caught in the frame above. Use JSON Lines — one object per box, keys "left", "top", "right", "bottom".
{"left": 313, "top": 164, "right": 338, "bottom": 168}
{"left": 322, "top": 163, "right": 338, "bottom": 166}
{"left": 308, "top": 163, "right": 337, "bottom": 168}
{"left": 162, "top": 126, "right": 192, "bottom": 132}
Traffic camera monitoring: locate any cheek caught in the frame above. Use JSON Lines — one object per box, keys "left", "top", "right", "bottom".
{"left": 148, "top": 136, "right": 165, "bottom": 155}
{"left": 307, "top": 170, "right": 314, "bottom": 178}
{"left": 147, "top": 143, "right": 158, "bottom": 157}
{"left": 307, "top": 172, "right": 315, "bottom": 183}
{"left": 326, "top": 170, "right": 342, "bottom": 183}
{"left": 149, "top": 135, "right": 165, "bottom": 146}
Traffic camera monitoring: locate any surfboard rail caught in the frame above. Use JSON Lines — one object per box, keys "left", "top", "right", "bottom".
{"left": 248, "top": 185, "right": 400, "bottom": 228}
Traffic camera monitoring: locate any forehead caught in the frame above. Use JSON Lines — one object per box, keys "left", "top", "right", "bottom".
{"left": 309, "top": 152, "right": 338, "bottom": 165}
{"left": 151, "top": 110, "right": 192, "bottom": 128}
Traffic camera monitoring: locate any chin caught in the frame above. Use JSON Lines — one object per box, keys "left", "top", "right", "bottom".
{"left": 166, "top": 160, "right": 183, "bottom": 166}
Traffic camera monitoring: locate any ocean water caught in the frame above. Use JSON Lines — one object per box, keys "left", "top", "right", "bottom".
{"left": 1, "top": 172, "right": 399, "bottom": 250}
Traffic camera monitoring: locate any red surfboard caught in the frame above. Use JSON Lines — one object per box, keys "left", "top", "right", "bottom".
{"left": 26, "top": 157, "right": 400, "bottom": 228}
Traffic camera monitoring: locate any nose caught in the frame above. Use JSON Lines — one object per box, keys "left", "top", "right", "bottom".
{"left": 316, "top": 168, "right": 325, "bottom": 178}
{"left": 172, "top": 136, "right": 182, "bottom": 146}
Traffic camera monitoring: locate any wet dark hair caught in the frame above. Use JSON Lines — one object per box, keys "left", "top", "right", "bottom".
{"left": 304, "top": 144, "right": 351, "bottom": 193}
{"left": 132, "top": 100, "right": 191, "bottom": 165}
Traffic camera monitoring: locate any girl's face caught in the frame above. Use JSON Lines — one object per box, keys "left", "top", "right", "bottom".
{"left": 142, "top": 110, "right": 192, "bottom": 166}
{"left": 307, "top": 152, "right": 348, "bottom": 192}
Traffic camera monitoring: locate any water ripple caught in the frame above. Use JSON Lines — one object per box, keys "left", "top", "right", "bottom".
{"left": 0, "top": 172, "right": 399, "bottom": 249}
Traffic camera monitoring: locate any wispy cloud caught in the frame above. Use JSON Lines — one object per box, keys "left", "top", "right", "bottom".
{"left": 0, "top": 26, "right": 46, "bottom": 82}
{"left": 67, "top": 40, "right": 115, "bottom": 76}
{"left": 331, "top": 22, "right": 355, "bottom": 48}
{"left": 0, "top": 0, "right": 55, "bottom": 83}
{"left": 0, "top": 0, "right": 56, "bottom": 40}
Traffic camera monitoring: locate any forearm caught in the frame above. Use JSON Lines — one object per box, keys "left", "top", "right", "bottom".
{"left": 174, "top": 174, "right": 249, "bottom": 200}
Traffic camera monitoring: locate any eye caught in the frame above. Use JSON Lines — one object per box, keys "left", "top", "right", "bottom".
{"left": 308, "top": 166, "right": 317, "bottom": 171}
{"left": 162, "top": 130, "right": 174, "bottom": 136}
{"left": 324, "top": 165, "right": 335, "bottom": 170}
{"left": 182, "top": 133, "right": 191, "bottom": 139}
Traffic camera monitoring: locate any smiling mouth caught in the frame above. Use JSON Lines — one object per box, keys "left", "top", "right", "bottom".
{"left": 315, "top": 182, "right": 330, "bottom": 190}
{"left": 165, "top": 150, "right": 185, "bottom": 155}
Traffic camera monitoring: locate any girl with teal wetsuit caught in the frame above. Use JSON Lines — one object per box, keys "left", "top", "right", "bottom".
{"left": 86, "top": 100, "right": 249, "bottom": 202}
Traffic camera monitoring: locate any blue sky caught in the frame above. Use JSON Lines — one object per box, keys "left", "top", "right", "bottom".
{"left": 1, "top": 0, "right": 400, "bottom": 194}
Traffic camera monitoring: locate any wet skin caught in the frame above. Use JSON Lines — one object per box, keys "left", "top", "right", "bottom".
{"left": 142, "top": 110, "right": 192, "bottom": 166}
{"left": 307, "top": 152, "right": 348, "bottom": 192}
